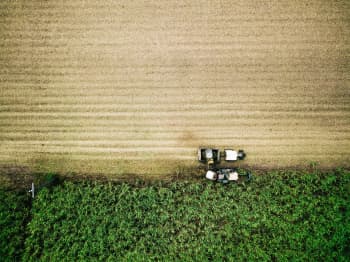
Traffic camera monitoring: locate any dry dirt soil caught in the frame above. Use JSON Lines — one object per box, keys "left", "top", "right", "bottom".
{"left": 0, "top": 0, "right": 349, "bottom": 177}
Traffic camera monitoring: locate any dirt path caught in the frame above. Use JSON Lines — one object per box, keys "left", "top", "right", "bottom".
{"left": 1, "top": 0, "right": 349, "bottom": 176}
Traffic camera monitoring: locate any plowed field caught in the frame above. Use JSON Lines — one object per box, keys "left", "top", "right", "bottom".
{"left": 1, "top": 0, "right": 349, "bottom": 176}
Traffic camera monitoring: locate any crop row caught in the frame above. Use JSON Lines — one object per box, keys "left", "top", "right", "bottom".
{"left": 14, "top": 169, "right": 349, "bottom": 261}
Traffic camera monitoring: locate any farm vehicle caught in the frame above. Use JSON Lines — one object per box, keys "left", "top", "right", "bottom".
{"left": 198, "top": 148, "right": 251, "bottom": 183}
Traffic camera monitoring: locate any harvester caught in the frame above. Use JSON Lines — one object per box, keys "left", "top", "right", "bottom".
{"left": 205, "top": 168, "right": 252, "bottom": 184}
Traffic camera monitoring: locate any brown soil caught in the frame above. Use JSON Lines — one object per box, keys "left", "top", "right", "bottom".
{"left": 0, "top": 0, "right": 349, "bottom": 177}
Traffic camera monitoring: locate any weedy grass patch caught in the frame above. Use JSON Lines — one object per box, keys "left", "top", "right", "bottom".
{"left": 20, "top": 169, "right": 350, "bottom": 261}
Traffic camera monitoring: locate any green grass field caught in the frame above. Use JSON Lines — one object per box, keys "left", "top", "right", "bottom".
{"left": 1, "top": 169, "right": 350, "bottom": 261}
{"left": 0, "top": 189, "right": 30, "bottom": 260}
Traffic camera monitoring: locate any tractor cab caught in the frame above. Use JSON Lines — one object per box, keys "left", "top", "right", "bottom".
{"left": 223, "top": 149, "right": 246, "bottom": 161}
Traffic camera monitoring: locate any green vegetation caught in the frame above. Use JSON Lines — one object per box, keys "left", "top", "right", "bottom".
{"left": 1, "top": 169, "right": 350, "bottom": 261}
{"left": 0, "top": 189, "right": 30, "bottom": 261}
